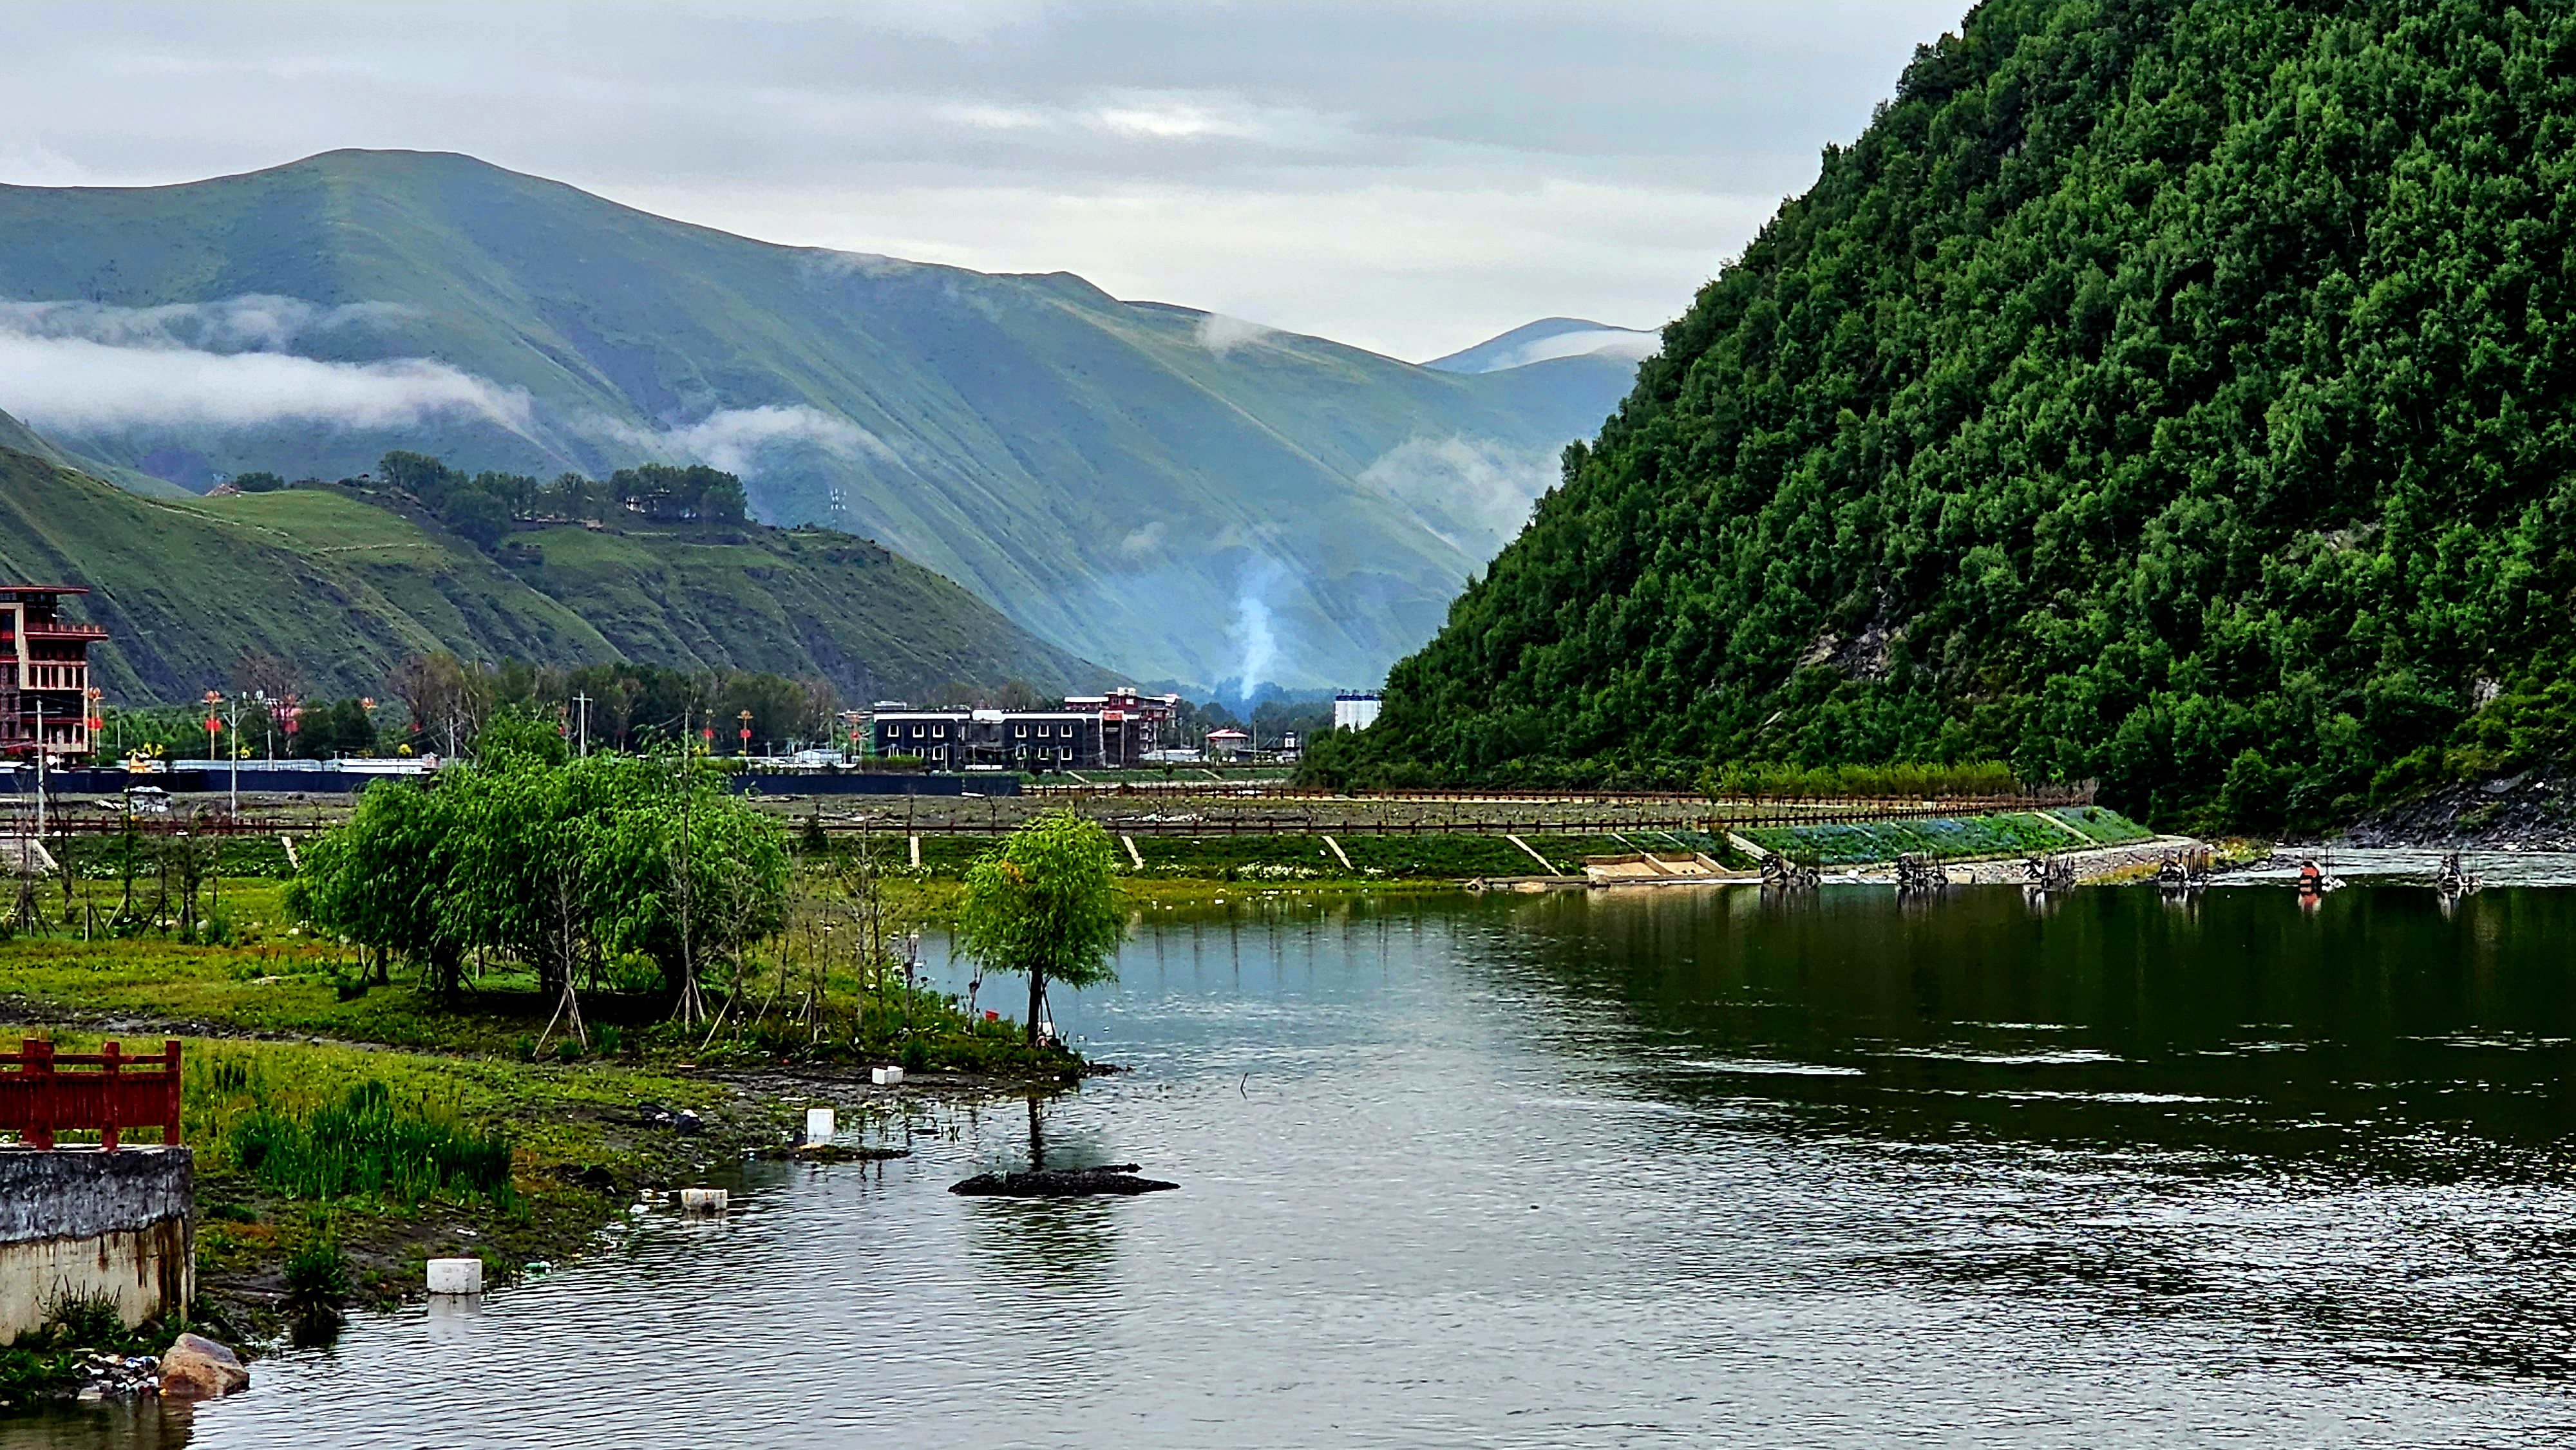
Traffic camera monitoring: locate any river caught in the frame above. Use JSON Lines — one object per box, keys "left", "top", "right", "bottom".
{"left": 14, "top": 882, "right": 2576, "bottom": 1447}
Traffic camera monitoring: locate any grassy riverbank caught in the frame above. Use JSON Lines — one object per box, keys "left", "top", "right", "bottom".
{"left": 0, "top": 865, "right": 1092, "bottom": 1375}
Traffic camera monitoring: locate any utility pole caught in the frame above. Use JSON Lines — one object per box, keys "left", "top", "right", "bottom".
{"left": 33, "top": 697, "right": 45, "bottom": 841}
{"left": 227, "top": 694, "right": 241, "bottom": 818}
{"left": 573, "top": 692, "right": 592, "bottom": 757}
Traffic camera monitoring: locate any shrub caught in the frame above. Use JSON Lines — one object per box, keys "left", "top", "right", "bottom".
{"left": 281, "top": 1238, "right": 353, "bottom": 1315}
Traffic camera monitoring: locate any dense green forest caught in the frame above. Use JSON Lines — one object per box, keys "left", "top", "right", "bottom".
{"left": 1312, "top": 0, "right": 2576, "bottom": 830}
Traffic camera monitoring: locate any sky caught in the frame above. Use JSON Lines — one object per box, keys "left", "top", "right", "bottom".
{"left": 0, "top": 1, "right": 1973, "bottom": 362}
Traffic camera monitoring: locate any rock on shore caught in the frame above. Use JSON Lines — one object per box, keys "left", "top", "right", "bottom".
{"left": 2341, "top": 766, "right": 2576, "bottom": 850}
{"left": 159, "top": 1333, "right": 250, "bottom": 1398}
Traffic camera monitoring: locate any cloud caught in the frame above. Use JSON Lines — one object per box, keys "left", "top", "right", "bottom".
{"left": 0, "top": 332, "right": 531, "bottom": 433}
{"left": 0, "top": 294, "right": 515, "bottom": 433}
{"left": 1119, "top": 520, "right": 1168, "bottom": 557}
{"left": 0, "top": 295, "right": 419, "bottom": 352}
{"left": 603, "top": 404, "right": 898, "bottom": 476}
{"left": 1358, "top": 436, "right": 1560, "bottom": 556}
{"left": 1195, "top": 312, "right": 1277, "bottom": 357}
{"left": 1476, "top": 326, "right": 1662, "bottom": 370}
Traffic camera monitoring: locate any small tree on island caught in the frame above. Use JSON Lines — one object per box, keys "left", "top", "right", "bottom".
{"left": 954, "top": 813, "right": 1123, "bottom": 1047}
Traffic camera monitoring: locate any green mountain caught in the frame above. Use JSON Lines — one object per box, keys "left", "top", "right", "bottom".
{"left": 1327, "top": 0, "right": 2576, "bottom": 829}
{"left": 0, "top": 405, "right": 186, "bottom": 499}
{"left": 0, "top": 441, "right": 1107, "bottom": 705}
{"left": 0, "top": 151, "right": 1634, "bottom": 691}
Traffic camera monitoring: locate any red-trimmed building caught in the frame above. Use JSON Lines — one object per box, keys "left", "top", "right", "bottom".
{"left": 0, "top": 587, "right": 105, "bottom": 759}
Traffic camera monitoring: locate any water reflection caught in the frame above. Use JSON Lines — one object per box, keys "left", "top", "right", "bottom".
{"left": 17, "top": 885, "right": 2576, "bottom": 1449}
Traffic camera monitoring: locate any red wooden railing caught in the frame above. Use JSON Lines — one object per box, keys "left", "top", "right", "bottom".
{"left": 0, "top": 1039, "right": 182, "bottom": 1150}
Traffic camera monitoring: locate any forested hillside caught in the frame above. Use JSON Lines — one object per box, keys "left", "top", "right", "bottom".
{"left": 1321, "top": 0, "right": 2576, "bottom": 829}
{"left": 0, "top": 444, "right": 1106, "bottom": 704}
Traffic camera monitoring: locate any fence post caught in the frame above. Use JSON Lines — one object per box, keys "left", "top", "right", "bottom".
{"left": 100, "top": 1040, "right": 120, "bottom": 1151}
{"left": 24, "top": 1038, "right": 54, "bottom": 1150}
{"left": 162, "top": 1039, "right": 182, "bottom": 1145}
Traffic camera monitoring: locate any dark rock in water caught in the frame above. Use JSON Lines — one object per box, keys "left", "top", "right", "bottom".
{"left": 950, "top": 1163, "right": 1178, "bottom": 1197}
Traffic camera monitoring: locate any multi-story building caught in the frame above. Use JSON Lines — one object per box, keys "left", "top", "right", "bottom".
{"left": 872, "top": 708, "right": 1119, "bottom": 770}
{"left": 871, "top": 688, "right": 1189, "bottom": 770}
{"left": 0, "top": 586, "right": 104, "bottom": 759}
{"left": 1063, "top": 687, "right": 1183, "bottom": 766}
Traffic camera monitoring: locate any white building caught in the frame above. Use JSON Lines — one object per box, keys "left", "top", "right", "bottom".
{"left": 1333, "top": 691, "right": 1383, "bottom": 731}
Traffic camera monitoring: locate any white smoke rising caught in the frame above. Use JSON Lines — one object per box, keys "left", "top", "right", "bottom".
{"left": 0, "top": 294, "right": 527, "bottom": 433}
{"left": 1358, "top": 435, "right": 1558, "bottom": 556}
{"left": 1232, "top": 556, "right": 1286, "bottom": 692}
{"left": 619, "top": 404, "right": 900, "bottom": 476}
{"left": 1195, "top": 312, "right": 1276, "bottom": 357}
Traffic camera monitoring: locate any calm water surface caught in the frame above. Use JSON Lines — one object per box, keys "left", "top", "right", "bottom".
{"left": 15, "top": 883, "right": 2576, "bottom": 1448}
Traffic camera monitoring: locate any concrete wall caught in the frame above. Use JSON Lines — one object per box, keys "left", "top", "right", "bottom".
{"left": 0, "top": 1148, "right": 193, "bottom": 1341}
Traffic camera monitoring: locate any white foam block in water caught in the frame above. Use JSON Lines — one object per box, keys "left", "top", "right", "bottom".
{"left": 426, "top": 1257, "right": 484, "bottom": 1295}
{"left": 871, "top": 1066, "right": 904, "bottom": 1086}
{"left": 679, "top": 1187, "right": 728, "bottom": 1213}
{"left": 805, "top": 1107, "right": 836, "bottom": 1144}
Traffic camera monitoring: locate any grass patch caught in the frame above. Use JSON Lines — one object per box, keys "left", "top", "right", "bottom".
{"left": 232, "top": 1080, "right": 514, "bottom": 1205}
{"left": 2042, "top": 806, "right": 2157, "bottom": 845}
{"left": 1738, "top": 810, "right": 2149, "bottom": 865}
{"left": 1336, "top": 834, "right": 1546, "bottom": 878}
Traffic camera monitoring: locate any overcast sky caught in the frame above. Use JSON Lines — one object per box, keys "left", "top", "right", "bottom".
{"left": 1, "top": 1, "right": 1971, "bottom": 361}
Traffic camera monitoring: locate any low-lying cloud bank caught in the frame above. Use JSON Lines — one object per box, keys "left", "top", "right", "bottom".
{"left": 0, "top": 294, "right": 418, "bottom": 352}
{"left": 1359, "top": 434, "right": 1559, "bottom": 556}
{"left": 0, "top": 293, "right": 530, "bottom": 433}
{"left": 594, "top": 404, "right": 900, "bottom": 476}
{"left": 0, "top": 294, "right": 900, "bottom": 480}
{"left": 0, "top": 330, "right": 533, "bottom": 432}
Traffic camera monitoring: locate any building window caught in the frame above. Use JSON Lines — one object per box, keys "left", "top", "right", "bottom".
{"left": 1014, "top": 724, "right": 1027, "bottom": 738}
{"left": 934, "top": 725, "right": 946, "bottom": 739}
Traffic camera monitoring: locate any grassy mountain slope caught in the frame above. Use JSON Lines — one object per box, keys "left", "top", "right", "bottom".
{"left": 0, "top": 448, "right": 1105, "bottom": 704}
{"left": 0, "top": 405, "right": 188, "bottom": 498}
{"left": 1330, "top": 0, "right": 2576, "bottom": 829}
{"left": 0, "top": 152, "right": 1633, "bottom": 690}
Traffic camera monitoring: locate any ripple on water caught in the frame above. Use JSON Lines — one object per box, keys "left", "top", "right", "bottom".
{"left": 17, "top": 887, "right": 2576, "bottom": 1449}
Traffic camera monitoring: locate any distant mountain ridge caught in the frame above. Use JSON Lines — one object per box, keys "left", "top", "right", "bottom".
{"left": 1425, "top": 318, "right": 1660, "bottom": 374}
{"left": 0, "top": 151, "right": 1637, "bottom": 690}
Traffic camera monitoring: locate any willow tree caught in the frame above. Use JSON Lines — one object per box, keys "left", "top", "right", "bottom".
{"left": 954, "top": 813, "right": 1123, "bottom": 1046}
{"left": 292, "top": 748, "right": 788, "bottom": 1012}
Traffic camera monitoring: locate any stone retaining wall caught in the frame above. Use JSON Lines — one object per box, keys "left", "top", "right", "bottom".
{"left": 0, "top": 1148, "right": 193, "bottom": 1339}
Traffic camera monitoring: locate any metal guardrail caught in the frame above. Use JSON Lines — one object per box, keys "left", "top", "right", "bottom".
{"left": 806, "top": 796, "right": 2096, "bottom": 837}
